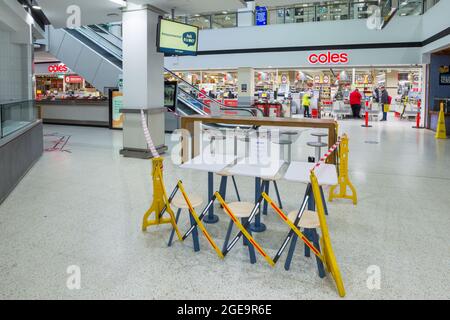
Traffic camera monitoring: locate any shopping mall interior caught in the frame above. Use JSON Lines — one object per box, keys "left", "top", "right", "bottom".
{"left": 0, "top": 0, "right": 449, "bottom": 302}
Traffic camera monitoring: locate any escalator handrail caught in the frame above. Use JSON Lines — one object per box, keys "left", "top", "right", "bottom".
{"left": 70, "top": 24, "right": 263, "bottom": 117}
{"left": 164, "top": 68, "right": 262, "bottom": 117}
{"left": 87, "top": 24, "right": 123, "bottom": 50}
{"left": 74, "top": 27, "right": 123, "bottom": 60}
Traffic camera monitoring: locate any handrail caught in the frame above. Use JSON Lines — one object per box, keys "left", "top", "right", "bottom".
{"left": 68, "top": 25, "right": 263, "bottom": 117}
{"left": 164, "top": 68, "right": 263, "bottom": 116}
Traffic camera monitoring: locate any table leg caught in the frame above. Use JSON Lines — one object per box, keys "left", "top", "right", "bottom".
{"left": 203, "top": 172, "right": 219, "bottom": 224}
{"left": 250, "top": 177, "right": 266, "bottom": 233}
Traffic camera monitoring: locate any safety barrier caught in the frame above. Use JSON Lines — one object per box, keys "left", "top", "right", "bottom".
{"left": 329, "top": 134, "right": 357, "bottom": 205}
{"left": 412, "top": 100, "right": 424, "bottom": 129}
{"left": 361, "top": 101, "right": 372, "bottom": 128}
{"left": 140, "top": 109, "right": 345, "bottom": 297}
{"left": 435, "top": 102, "right": 447, "bottom": 139}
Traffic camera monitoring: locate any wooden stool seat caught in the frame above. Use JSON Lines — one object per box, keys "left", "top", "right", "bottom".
{"left": 217, "top": 169, "right": 233, "bottom": 177}
{"left": 172, "top": 193, "right": 203, "bottom": 209}
{"left": 288, "top": 210, "right": 320, "bottom": 229}
{"left": 261, "top": 173, "right": 283, "bottom": 181}
{"left": 226, "top": 202, "right": 255, "bottom": 218}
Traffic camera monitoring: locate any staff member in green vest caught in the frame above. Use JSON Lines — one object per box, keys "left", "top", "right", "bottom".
{"left": 303, "top": 92, "right": 312, "bottom": 118}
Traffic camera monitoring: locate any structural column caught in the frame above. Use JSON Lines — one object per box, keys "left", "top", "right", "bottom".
{"left": 121, "top": 4, "right": 167, "bottom": 158}
{"left": 237, "top": 67, "right": 255, "bottom": 107}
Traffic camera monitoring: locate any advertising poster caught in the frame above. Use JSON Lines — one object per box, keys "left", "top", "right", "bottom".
{"left": 111, "top": 90, "right": 124, "bottom": 129}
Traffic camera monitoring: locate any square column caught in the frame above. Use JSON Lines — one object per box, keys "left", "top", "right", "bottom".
{"left": 237, "top": 67, "right": 255, "bottom": 107}
{"left": 120, "top": 5, "right": 167, "bottom": 158}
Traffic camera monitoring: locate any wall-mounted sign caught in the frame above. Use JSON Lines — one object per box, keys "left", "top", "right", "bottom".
{"left": 65, "top": 75, "right": 83, "bottom": 84}
{"left": 157, "top": 18, "right": 199, "bottom": 56}
{"left": 308, "top": 52, "right": 349, "bottom": 65}
{"left": 255, "top": 6, "right": 268, "bottom": 26}
{"left": 439, "top": 65, "right": 450, "bottom": 86}
{"left": 241, "top": 83, "right": 248, "bottom": 93}
{"left": 48, "top": 64, "right": 68, "bottom": 73}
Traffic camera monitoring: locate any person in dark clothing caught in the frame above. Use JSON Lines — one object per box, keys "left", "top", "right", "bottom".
{"left": 380, "top": 86, "right": 389, "bottom": 121}
{"left": 373, "top": 87, "right": 380, "bottom": 103}
{"left": 349, "top": 88, "right": 362, "bottom": 119}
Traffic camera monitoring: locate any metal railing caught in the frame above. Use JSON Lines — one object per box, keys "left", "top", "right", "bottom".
{"left": 163, "top": 0, "right": 439, "bottom": 30}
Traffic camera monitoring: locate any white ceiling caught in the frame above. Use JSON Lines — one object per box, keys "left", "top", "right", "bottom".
{"left": 255, "top": 0, "right": 332, "bottom": 7}
{"left": 37, "top": 0, "right": 247, "bottom": 28}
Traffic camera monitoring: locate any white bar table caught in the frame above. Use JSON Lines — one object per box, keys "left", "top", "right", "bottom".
{"left": 180, "top": 153, "right": 237, "bottom": 224}
{"left": 227, "top": 158, "right": 285, "bottom": 232}
{"left": 284, "top": 161, "right": 338, "bottom": 214}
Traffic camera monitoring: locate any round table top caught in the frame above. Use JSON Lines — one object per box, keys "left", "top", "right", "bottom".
{"left": 273, "top": 139, "right": 294, "bottom": 145}
{"left": 311, "top": 132, "right": 329, "bottom": 137}
{"left": 307, "top": 141, "right": 328, "bottom": 148}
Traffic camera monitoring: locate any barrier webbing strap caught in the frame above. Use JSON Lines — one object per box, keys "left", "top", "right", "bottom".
{"left": 178, "top": 182, "right": 224, "bottom": 259}
{"left": 215, "top": 193, "right": 275, "bottom": 267}
{"left": 222, "top": 196, "right": 264, "bottom": 256}
{"left": 182, "top": 195, "right": 216, "bottom": 240}
{"left": 262, "top": 192, "right": 324, "bottom": 262}
{"left": 271, "top": 184, "right": 311, "bottom": 264}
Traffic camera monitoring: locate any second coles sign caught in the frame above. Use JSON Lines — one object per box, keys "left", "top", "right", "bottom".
{"left": 308, "top": 52, "right": 349, "bottom": 65}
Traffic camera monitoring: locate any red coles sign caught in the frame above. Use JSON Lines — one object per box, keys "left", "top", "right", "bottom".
{"left": 48, "top": 64, "right": 68, "bottom": 73}
{"left": 308, "top": 52, "right": 349, "bottom": 65}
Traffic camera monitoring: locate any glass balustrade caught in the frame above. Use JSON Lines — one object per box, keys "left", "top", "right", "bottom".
{"left": 0, "top": 100, "right": 38, "bottom": 139}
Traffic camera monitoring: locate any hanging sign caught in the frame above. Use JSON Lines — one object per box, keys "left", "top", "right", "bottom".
{"left": 255, "top": 6, "right": 268, "bottom": 26}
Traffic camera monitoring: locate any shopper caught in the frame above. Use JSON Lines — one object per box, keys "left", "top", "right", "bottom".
{"left": 380, "top": 86, "right": 389, "bottom": 121}
{"left": 302, "top": 92, "right": 311, "bottom": 118}
{"left": 373, "top": 87, "right": 380, "bottom": 103}
{"left": 349, "top": 88, "right": 362, "bottom": 119}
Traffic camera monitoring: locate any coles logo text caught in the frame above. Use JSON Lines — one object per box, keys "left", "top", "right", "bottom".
{"left": 308, "top": 52, "right": 348, "bottom": 65}
{"left": 48, "top": 64, "right": 68, "bottom": 73}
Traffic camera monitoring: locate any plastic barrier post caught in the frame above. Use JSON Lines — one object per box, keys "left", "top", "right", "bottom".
{"left": 329, "top": 134, "right": 357, "bottom": 205}
{"left": 412, "top": 100, "right": 424, "bottom": 129}
{"left": 215, "top": 192, "right": 275, "bottom": 267}
{"left": 361, "top": 101, "right": 372, "bottom": 128}
{"left": 311, "top": 171, "right": 346, "bottom": 298}
{"left": 142, "top": 158, "right": 182, "bottom": 241}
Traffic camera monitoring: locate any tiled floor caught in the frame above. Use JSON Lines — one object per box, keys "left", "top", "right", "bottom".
{"left": 0, "top": 117, "right": 449, "bottom": 300}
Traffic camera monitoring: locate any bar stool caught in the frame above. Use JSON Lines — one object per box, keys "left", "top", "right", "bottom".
{"left": 222, "top": 202, "right": 257, "bottom": 264}
{"left": 307, "top": 132, "right": 328, "bottom": 162}
{"left": 284, "top": 210, "right": 326, "bottom": 278}
{"left": 274, "top": 130, "right": 299, "bottom": 163}
{"left": 260, "top": 173, "right": 283, "bottom": 215}
{"left": 168, "top": 193, "right": 202, "bottom": 252}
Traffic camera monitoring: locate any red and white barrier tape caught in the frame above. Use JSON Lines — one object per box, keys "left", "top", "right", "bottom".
{"left": 311, "top": 137, "right": 341, "bottom": 172}
{"left": 140, "top": 109, "right": 160, "bottom": 158}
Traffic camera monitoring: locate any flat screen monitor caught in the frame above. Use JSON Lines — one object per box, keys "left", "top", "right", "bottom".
{"left": 157, "top": 18, "right": 199, "bottom": 56}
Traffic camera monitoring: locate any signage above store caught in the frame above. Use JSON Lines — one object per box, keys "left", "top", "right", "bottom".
{"left": 48, "top": 64, "right": 68, "bottom": 73}
{"left": 308, "top": 52, "right": 349, "bottom": 65}
{"left": 65, "top": 75, "right": 83, "bottom": 84}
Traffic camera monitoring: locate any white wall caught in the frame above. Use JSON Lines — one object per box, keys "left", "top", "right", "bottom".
{"left": 0, "top": 29, "right": 31, "bottom": 103}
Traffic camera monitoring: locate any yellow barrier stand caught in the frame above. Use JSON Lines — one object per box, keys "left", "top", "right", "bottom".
{"left": 142, "top": 157, "right": 183, "bottom": 242}
{"left": 178, "top": 182, "right": 224, "bottom": 259}
{"left": 329, "top": 134, "right": 357, "bottom": 205}
{"left": 215, "top": 192, "right": 275, "bottom": 267}
{"left": 261, "top": 187, "right": 345, "bottom": 298}
{"left": 435, "top": 102, "right": 447, "bottom": 139}
{"left": 311, "top": 171, "right": 346, "bottom": 298}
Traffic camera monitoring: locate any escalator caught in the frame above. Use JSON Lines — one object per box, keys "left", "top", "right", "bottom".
{"left": 47, "top": 24, "right": 258, "bottom": 129}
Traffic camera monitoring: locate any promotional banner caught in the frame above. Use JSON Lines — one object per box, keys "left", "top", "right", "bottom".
{"left": 111, "top": 90, "right": 123, "bottom": 129}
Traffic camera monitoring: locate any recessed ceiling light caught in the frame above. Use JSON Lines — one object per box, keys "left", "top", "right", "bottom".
{"left": 109, "top": 0, "right": 126, "bottom": 7}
